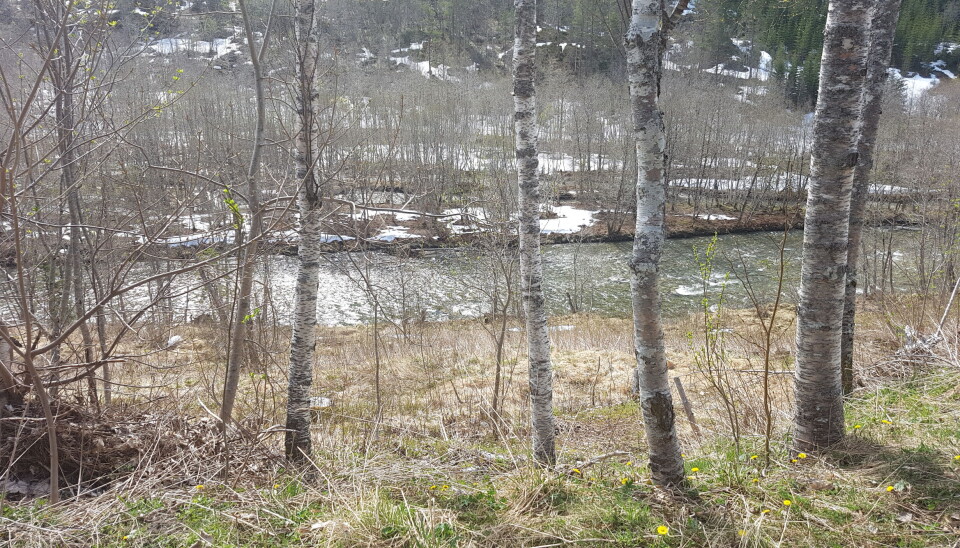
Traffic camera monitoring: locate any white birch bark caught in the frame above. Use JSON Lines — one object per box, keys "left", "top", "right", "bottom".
{"left": 626, "top": 0, "right": 686, "bottom": 487}
{"left": 513, "top": 0, "right": 555, "bottom": 466}
{"left": 841, "top": 0, "right": 901, "bottom": 394}
{"left": 794, "top": 0, "right": 871, "bottom": 451}
{"left": 285, "top": 0, "right": 321, "bottom": 461}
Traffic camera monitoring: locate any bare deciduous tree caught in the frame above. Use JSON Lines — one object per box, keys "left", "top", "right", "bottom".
{"left": 285, "top": 0, "right": 322, "bottom": 461}
{"left": 514, "top": 0, "right": 555, "bottom": 466}
{"left": 625, "top": 0, "right": 688, "bottom": 487}
{"left": 841, "top": 0, "right": 902, "bottom": 394}
{"left": 794, "top": 0, "right": 871, "bottom": 452}
{"left": 221, "top": 0, "right": 277, "bottom": 432}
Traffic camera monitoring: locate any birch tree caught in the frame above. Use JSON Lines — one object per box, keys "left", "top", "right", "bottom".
{"left": 513, "top": 0, "right": 555, "bottom": 466}
{"left": 285, "top": 0, "right": 322, "bottom": 461}
{"left": 840, "top": 0, "right": 902, "bottom": 394}
{"left": 626, "top": 0, "right": 688, "bottom": 487}
{"left": 793, "top": 0, "right": 871, "bottom": 452}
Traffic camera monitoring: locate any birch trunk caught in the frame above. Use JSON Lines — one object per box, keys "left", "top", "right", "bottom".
{"left": 841, "top": 0, "right": 901, "bottom": 394}
{"left": 626, "top": 0, "right": 685, "bottom": 487}
{"left": 513, "top": 0, "right": 555, "bottom": 466}
{"left": 794, "top": 0, "right": 871, "bottom": 451}
{"left": 285, "top": 0, "right": 320, "bottom": 461}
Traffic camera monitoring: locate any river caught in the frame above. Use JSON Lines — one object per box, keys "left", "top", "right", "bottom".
{"left": 236, "top": 228, "right": 924, "bottom": 327}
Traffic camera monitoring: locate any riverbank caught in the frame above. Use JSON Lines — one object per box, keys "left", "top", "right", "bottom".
{"left": 254, "top": 202, "right": 919, "bottom": 256}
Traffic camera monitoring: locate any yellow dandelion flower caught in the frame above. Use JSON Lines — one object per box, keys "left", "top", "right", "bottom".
{"left": 782, "top": 500, "right": 792, "bottom": 506}
{"left": 790, "top": 458, "right": 798, "bottom": 463}
{"left": 122, "top": 536, "right": 129, "bottom": 541}
{"left": 886, "top": 485, "right": 895, "bottom": 492}
{"left": 687, "top": 475, "right": 695, "bottom": 480}
{"left": 626, "top": 461, "right": 633, "bottom": 466}
{"left": 430, "top": 485, "right": 437, "bottom": 490}
{"left": 853, "top": 424, "right": 862, "bottom": 429}
{"left": 620, "top": 477, "right": 631, "bottom": 485}
{"left": 657, "top": 525, "right": 669, "bottom": 535}
{"left": 954, "top": 455, "right": 960, "bottom": 461}
{"left": 761, "top": 509, "right": 770, "bottom": 514}
{"left": 797, "top": 453, "right": 807, "bottom": 459}
{"left": 752, "top": 478, "right": 759, "bottom": 483}
{"left": 738, "top": 530, "right": 746, "bottom": 536}
{"left": 273, "top": 484, "right": 280, "bottom": 490}
{"left": 691, "top": 467, "right": 699, "bottom": 472}
{"left": 441, "top": 485, "right": 449, "bottom": 490}
{"left": 195, "top": 484, "right": 205, "bottom": 490}
{"left": 881, "top": 419, "right": 892, "bottom": 424}
{"left": 750, "top": 454, "right": 758, "bottom": 460}
{"left": 571, "top": 468, "right": 581, "bottom": 475}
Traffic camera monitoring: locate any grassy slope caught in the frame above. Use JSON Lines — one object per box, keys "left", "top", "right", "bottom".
{"left": 3, "top": 315, "right": 960, "bottom": 547}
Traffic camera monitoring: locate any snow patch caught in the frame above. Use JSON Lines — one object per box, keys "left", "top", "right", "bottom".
{"left": 934, "top": 42, "right": 960, "bottom": 55}
{"left": 148, "top": 37, "right": 240, "bottom": 59}
{"left": 929, "top": 60, "right": 956, "bottom": 79}
{"left": 682, "top": 213, "right": 737, "bottom": 221}
{"left": 389, "top": 56, "right": 459, "bottom": 81}
{"left": 373, "top": 226, "right": 422, "bottom": 242}
{"left": 888, "top": 68, "right": 939, "bottom": 100}
{"left": 704, "top": 62, "right": 769, "bottom": 81}
{"left": 539, "top": 206, "right": 596, "bottom": 234}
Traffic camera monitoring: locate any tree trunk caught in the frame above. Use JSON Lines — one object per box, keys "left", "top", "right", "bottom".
{"left": 841, "top": 0, "right": 901, "bottom": 395}
{"left": 513, "top": 0, "right": 556, "bottom": 466}
{"left": 794, "top": 0, "right": 871, "bottom": 452}
{"left": 285, "top": 0, "right": 321, "bottom": 462}
{"left": 625, "top": 0, "right": 686, "bottom": 487}
{"left": 220, "top": 0, "right": 274, "bottom": 430}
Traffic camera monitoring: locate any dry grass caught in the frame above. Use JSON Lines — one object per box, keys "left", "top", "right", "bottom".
{"left": 3, "top": 299, "right": 960, "bottom": 547}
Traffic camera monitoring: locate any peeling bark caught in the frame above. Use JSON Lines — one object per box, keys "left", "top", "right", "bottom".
{"left": 794, "top": 0, "right": 871, "bottom": 452}
{"left": 626, "top": 0, "right": 685, "bottom": 487}
{"left": 285, "top": 0, "right": 320, "bottom": 462}
{"left": 514, "top": 0, "right": 555, "bottom": 466}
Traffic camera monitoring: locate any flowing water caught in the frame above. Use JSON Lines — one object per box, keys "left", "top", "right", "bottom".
{"left": 247, "top": 228, "right": 924, "bottom": 326}
{"left": 0, "top": 228, "right": 926, "bottom": 327}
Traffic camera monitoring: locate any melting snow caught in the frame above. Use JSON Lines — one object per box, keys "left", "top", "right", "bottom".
{"left": 704, "top": 62, "right": 770, "bottom": 81}
{"left": 888, "top": 68, "right": 939, "bottom": 100}
{"left": 934, "top": 42, "right": 960, "bottom": 55}
{"left": 373, "top": 226, "right": 422, "bottom": 242}
{"left": 389, "top": 56, "right": 459, "bottom": 81}
{"left": 148, "top": 37, "right": 240, "bottom": 59}
{"left": 682, "top": 213, "right": 737, "bottom": 221}
{"left": 929, "top": 60, "right": 956, "bottom": 79}
{"left": 539, "top": 206, "right": 596, "bottom": 234}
